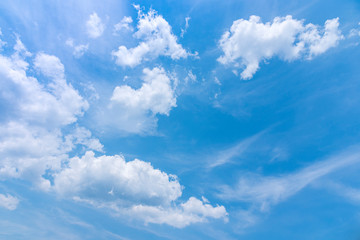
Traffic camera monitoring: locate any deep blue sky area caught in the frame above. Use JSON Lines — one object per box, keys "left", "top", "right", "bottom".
{"left": 0, "top": 0, "right": 360, "bottom": 239}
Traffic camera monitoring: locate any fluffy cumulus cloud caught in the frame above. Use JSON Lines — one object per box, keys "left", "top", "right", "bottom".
{"left": 0, "top": 193, "right": 19, "bottom": 210}
{"left": 218, "top": 16, "right": 343, "bottom": 79}
{"left": 112, "top": 6, "right": 189, "bottom": 67}
{"left": 0, "top": 122, "right": 67, "bottom": 189}
{"left": 129, "top": 197, "right": 227, "bottom": 228}
{"left": 108, "top": 67, "right": 177, "bottom": 133}
{"left": 111, "top": 67, "right": 176, "bottom": 115}
{"left": 0, "top": 40, "right": 92, "bottom": 189}
{"left": 54, "top": 151, "right": 181, "bottom": 204}
{"left": 86, "top": 12, "right": 105, "bottom": 38}
{"left": 53, "top": 151, "right": 228, "bottom": 228}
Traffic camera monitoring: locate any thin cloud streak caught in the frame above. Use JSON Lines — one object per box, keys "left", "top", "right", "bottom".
{"left": 217, "top": 146, "right": 360, "bottom": 211}
{"left": 208, "top": 129, "right": 269, "bottom": 169}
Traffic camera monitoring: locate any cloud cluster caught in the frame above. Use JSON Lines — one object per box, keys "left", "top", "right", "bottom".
{"left": 108, "top": 67, "right": 177, "bottom": 133}
{"left": 54, "top": 151, "right": 227, "bottom": 228}
{"left": 112, "top": 7, "right": 189, "bottom": 67}
{"left": 0, "top": 38, "right": 226, "bottom": 227}
{"left": 218, "top": 16, "right": 343, "bottom": 79}
{"left": 0, "top": 40, "right": 91, "bottom": 189}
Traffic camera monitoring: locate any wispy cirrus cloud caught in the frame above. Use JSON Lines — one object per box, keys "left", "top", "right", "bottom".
{"left": 217, "top": 146, "right": 360, "bottom": 215}
{"left": 320, "top": 181, "right": 360, "bottom": 205}
{"left": 207, "top": 131, "right": 264, "bottom": 169}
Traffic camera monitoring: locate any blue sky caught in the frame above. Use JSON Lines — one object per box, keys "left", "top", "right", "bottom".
{"left": 1, "top": 0, "right": 360, "bottom": 239}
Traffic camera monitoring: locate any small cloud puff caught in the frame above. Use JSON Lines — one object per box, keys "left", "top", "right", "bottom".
{"left": 0, "top": 194, "right": 19, "bottom": 210}
{"left": 106, "top": 67, "right": 177, "bottom": 134}
{"left": 86, "top": 12, "right": 105, "bottom": 38}
{"left": 114, "top": 16, "right": 134, "bottom": 33}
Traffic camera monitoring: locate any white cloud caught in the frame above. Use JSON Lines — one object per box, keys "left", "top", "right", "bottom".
{"left": 1, "top": 51, "right": 88, "bottom": 128}
{"left": 32, "top": 53, "right": 89, "bottom": 126}
{"left": 65, "top": 127, "right": 104, "bottom": 152}
{"left": 111, "top": 67, "right": 176, "bottom": 115}
{"left": 218, "top": 16, "right": 343, "bottom": 79}
{"left": 65, "top": 39, "right": 89, "bottom": 58}
{"left": 349, "top": 22, "right": 360, "bottom": 38}
{"left": 0, "top": 122, "right": 67, "bottom": 189}
{"left": 0, "top": 42, "right": 91, "bottom": 189}
{"left": 300, "top": 18, "right": 343, "bottom": 58}
{"left": 0, "top": 194, "right": 19, "bottom": 210}
{"left": 338, "top": 185, "right": 360, "bottom": 204}
{"left": 54, "top": 151, "right": 228, "bottom": 228}
{"left": 108, "top": 67, "right": 177, "bottom": 133}
{"left": 349, "top": 29, "right": 360, "bottom": 38}
{"left": 13, "top": 37, "right": 31, "bottom": 58}
{"left": 112, "top": 7, "right": 189, "bottom": 67}
{"left": 54, "top": 151, "right": 181, "bottom": 204}
{"left": 129, "top": 197, "right": 227, "bottom": 228}
{"left": 114, "top": 16, "right": 133, "bottom": 33}
{"left": 86, "top": 12, "right": 105, "bottom": 38}
{"left": 217, "top": 147, "right": 360, "bottom": 212}
{"left": 34, "top": 52, "right": 65, "bottom": 79}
